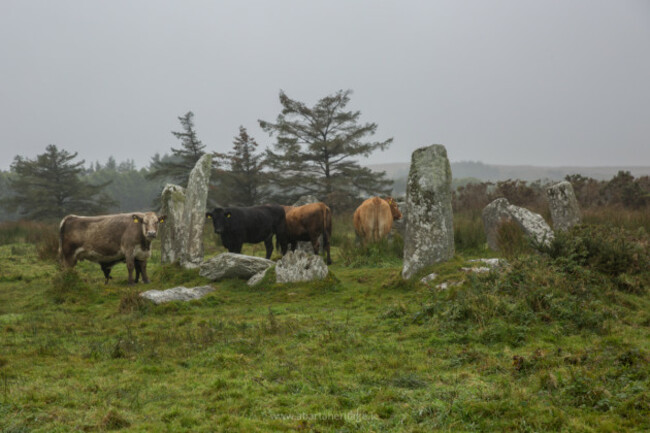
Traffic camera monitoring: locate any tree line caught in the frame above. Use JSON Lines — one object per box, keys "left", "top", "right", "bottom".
{"left": 0, "top": 90, "right": 394, "bottom": 222}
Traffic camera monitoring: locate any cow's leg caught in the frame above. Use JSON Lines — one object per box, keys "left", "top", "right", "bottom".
{"left": 310, "top": 235, "right": 320, "bottom": 255}
{"left": 290, "top": 241, "right": 297, "bottom": 252}
{"left": 323, "top": 233, "right": 332, "bottom": 265}
{"left": 137, "top": 260, "right": 150, "bottom": 284}
{"left": 100, "top": 263, "right": 112, "bottom": 284}
{"left": 277, "top": 232, "right": 289, "bottom": 255}
{"left": 125, "top": 255, "right": 136, "bottom": 285}
{"left": 264, "top": 237, "right": 273, "bottom": 259}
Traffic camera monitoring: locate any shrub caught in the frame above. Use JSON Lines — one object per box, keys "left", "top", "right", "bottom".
{"left": 542, "top": 225, "right": 650, "bottom": 280}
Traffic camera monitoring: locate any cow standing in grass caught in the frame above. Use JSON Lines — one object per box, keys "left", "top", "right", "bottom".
{"left": 283, "top": 202, "right": 333, "bottom": 265}
{"left": 59, "top": 212, "right": 165, "bottom": 284}
{"left": 353, "top": 197, "right": 402, "bottom": 244}
{"left": 205, "top": 205, "right": 288, "bottom": 259}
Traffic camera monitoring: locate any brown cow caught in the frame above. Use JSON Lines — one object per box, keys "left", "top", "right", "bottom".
{"left": 284, "top": 202, "right": 332, "bottom": 265}
{"left": 59, "top": 212, "right": 165, "bottom": 284}
{"left": 353, "top": 197, "right": 402, "bottom": 244}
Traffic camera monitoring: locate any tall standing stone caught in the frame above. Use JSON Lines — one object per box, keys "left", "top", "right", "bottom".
{"left": 402, "top": 144, "right": 455, "bottom": 279}
{"left": 546, "top": 181, "right": 581, "bottom": 232}
{"left": 180, "top": 154, "right": 212, "bottom": 269}
{"left": 160, "top": 184, "right": 186, "bottom": 264}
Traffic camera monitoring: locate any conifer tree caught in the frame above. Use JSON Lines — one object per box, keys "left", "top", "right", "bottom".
{"left": 214, "top": 126, "right": 268, "bottom": 206}
{"left": 147, "top": 111, "right": 213, "bottom": 186}
{"left": 7, "top": 145, "right": 116, "bottom": 220}
{"left": 259, "top": 89, "right": 393, "bottom": 203}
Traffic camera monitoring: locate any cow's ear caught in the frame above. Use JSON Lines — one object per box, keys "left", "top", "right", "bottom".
{"left": 158, "top": 215, "right": 166, "bottom": 223}
{"left": 206, "top": 213, "right": 212, "bottom": 219}
{"left": 132, "top": 214, "right": 140, "bottom": 223}
{"left": 226, "top": 212, "right": 232, "bottom": 219}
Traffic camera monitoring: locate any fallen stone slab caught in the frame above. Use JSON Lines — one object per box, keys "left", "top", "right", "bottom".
{"left": 140, "top": 285, "right": 215, "bottom": 304}
{"left": 199, "top": 253, "right": 274, "bottom": 281}
{"left": 482, "top": 198, "right": 554, "bottom": 251}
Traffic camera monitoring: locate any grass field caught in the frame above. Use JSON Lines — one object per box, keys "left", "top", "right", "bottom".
{"left": 1, "top": 213, "right": 649, "bottom": 432}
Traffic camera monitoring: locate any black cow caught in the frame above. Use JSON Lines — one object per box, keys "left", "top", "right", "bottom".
{"left": 206, "top": 205, "right": 289, "bottom": 259}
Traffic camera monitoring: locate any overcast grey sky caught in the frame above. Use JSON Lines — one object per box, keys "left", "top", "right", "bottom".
{"left": 1, "top": 0, "right": 648, "bottom": 171}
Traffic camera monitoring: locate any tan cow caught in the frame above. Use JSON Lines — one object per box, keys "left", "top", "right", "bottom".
{"left": 59, "top": 212, "right": 165, "bottom": 284}
{"left": 284, "top": 202, "right": 332, "bottom": 265}
{"left": 353, "top": 197, "right": 402, "bottom": 244}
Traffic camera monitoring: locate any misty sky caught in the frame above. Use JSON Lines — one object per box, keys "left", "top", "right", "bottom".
{"left": 1, "top": 0, "right": 648, "bottom": 171}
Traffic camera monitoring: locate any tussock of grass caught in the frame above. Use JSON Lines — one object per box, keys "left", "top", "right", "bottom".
{"left": 47, "top": 268, "right": 94, "bottom": 304}
{"left": 338, "top": 235, "right": 404, "bottom": 268}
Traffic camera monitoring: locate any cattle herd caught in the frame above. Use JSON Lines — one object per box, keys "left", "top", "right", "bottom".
{"left": 58, "top": 197, "right": 402, "bottom": 283}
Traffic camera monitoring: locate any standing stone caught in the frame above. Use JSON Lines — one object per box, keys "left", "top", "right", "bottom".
{"left": 482, "top": 197, "right": 554, "bottom": 251}
{"left": 546, "top": 181, "right": 581, "bottom": 232}
{"left": 402, "top": 145, "right": 455, "bottom": 279}
{"left": 180, "top": 154, "right": 212, "bottom": 269}
{"left": 160, "top": 184, "right": 186, "bottom": 264}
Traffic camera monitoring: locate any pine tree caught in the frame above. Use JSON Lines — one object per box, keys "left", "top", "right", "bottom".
{"left": 6, "top": 145, "right": 116, "bottom": 221}
{"left": 147, "top": 111, "right": 213, "bottom": 186}
{"left": 259, "top": 90, "right": 393, "bottom": 203}
{"left": 214, "top": 126, "right": 268, "bottom": 206}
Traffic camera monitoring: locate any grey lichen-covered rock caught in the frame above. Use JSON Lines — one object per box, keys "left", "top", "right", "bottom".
{"left": 507, "top": 204, "right": 554, "bottom": 246}
{"left": 199, "top": 253, "right": 274, "bottom": 281}
{"left": 482, "top": 198, "right": 554, "bottom": 251}
{"left": 402, "top": 145, "right": 455, "bottom": 279}
{"left": 546, "top": 181, "right": 581, "bottom": 232}
{"left": 160, "top": 184, "right": 186, "bottom": 264}
{"left": 140, "top": 285, "right": 215, "bottom": 304}
{"left": 419, "top": 273, "right": 438, "bottom": 285}
{"left": 180, "top": 154, "right": 212, "bottom": 269}
{"left": 482, "top": 198, "right": 513, "bottom": 251}
{"left": 275, "top": 250, "right": 328, "bottom": 283}
{"left": 247, "top": 269, "right": 269, "bottom": 287}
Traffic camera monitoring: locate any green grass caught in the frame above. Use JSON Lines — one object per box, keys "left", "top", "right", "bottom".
{"left": 1, "top": 218, "right": 649, "bottom": 432}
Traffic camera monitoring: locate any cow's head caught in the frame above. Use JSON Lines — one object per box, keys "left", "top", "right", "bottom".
{"left": 132, "top": 212, "right": 165, "bottom": 240}
{"left": 384, "top": 197, "right": 402, "bottom": 220}
{"left": 205, "top": 208, "right": 231, "bottom": 234}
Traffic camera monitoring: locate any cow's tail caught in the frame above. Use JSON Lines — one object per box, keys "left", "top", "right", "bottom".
{"left": 322, "top": 205, "right": 331, "bottom": 252}
{"left": 58, "top": 216, "right": 68, "bottom": 266}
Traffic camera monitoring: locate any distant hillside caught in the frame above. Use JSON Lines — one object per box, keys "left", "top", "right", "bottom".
{"left": 368, "top": 161, "right": 650, "bottom": 182}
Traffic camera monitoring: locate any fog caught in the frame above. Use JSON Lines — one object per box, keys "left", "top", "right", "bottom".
{"left": 1, "top": 0, "right": 648, "bottom": 170}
